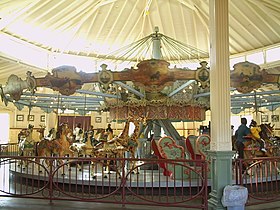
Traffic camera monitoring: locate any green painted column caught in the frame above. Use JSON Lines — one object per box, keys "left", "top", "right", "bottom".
{"left": 208, "top": 151, "right": 234, "bottom": 210}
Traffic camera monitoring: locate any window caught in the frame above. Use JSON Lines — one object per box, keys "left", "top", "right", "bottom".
{"left": 266, "top": 47, "right": 280, "bottom": 63}
{"left": 247, "top": 52, "right": 264, "bottom": 65}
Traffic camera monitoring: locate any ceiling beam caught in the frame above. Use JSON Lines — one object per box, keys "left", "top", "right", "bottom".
{"left": 0, "top": 0, "right": 42, "bottom": 30}
{"left": 114, "top": 81, "right": 145, "bottom": 98}
{"left": 168, "top": 80, "right": 195, "bottom": 97}
{"left": 76, "top": 89, "right": 120, "bottom": 99}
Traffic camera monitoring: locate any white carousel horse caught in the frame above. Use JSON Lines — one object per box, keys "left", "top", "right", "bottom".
{"left": 69, "top": 130, "right": 94, "bottom": 157}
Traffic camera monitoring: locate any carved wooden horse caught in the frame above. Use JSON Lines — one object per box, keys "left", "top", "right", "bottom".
{"left": 18, "top": 125, "right": 36, "bottom": 168}
{"left": 243, "top": 123, "right": 277, "bottom": 159}
{"left": 90, "top": 117, "right": 134, "bottom": 178}
{"left": 241, "top": 123, "right": 280, "bottom": 176}
{"left": 36, "top": 125, "right": 46, "bottom": 140}
{"left": 125, "top": 117, "right": 146, "bottom": 173}
{"left": 69, "top": 131, "right": 94, "bottom": 157}
{"left": 68, "top": 131, "right": 95, "bottom": 171}
{"left": 36, "top": 123, "right": 74, "bottom": 170}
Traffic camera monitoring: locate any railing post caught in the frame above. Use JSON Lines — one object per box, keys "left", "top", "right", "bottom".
{"left": 121, "top": 158, "right": 126, "bottom": 207}
{"left": 48, "top": 158, "right": 54, "bottom": 204}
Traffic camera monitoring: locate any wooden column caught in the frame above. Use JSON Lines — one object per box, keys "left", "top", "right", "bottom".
{"left": 208, "top": 0, "right": 235, "bottom": 209}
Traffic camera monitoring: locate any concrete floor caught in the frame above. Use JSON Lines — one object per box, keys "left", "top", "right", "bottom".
{"left": 1, "top": 197, "right": 280, "bottom": 210}
{"left": 0, "top": 197, "right": 192, "bottom": 210}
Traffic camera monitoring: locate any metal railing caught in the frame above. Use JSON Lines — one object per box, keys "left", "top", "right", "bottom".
{"left": 0, "top": 143, "right": 18, "bottom": 156}
{"left": 234, "top": 157, "right": 280, "bottom": 206}
{"left": 4, "top": 142, "right": 280, "bottom": 208}
{"left": 0, "top": 154, "right": 208, "bottom": 209}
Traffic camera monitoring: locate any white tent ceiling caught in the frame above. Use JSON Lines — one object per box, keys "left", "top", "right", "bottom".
{"left": 0, "top": 0, "right": 279, "bottom": 113}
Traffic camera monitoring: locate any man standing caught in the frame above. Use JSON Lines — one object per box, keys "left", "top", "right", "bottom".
{"left": 235, "top": 118, "right": 251, "bottom": 159}
{"left": 106, "top": 123, "right": 113, "bottom": 134}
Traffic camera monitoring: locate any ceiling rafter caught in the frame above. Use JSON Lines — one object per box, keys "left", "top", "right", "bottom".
{"left": 45, "top": 1, "right": 93, "bottom": 31}
{"left": 192, "top": 1, "right": 209, "bottom": 32}
{"left": 101, "top": 1, "right": 127, "bottom": 49}
{"left": 263, "top": 0, "right": 280, "bottom": 12}
{"left": 139, "top": 1, "right": 151, "bottom": 38}
{"left": 228, "top": 32, "right": 244, "bottom": 53}
{"left": 0, "top": 0, "right": 42, "bottom": 30}
{"left": 166, "top": 0, "right": 177, "bottom": 39}
{"left": 192, "top": 10, "right": 199, "bottom": 56}
{"left": 63, "top": 4, "right": 114, "bottom": 54}
{"left": 93, "top": 2, "right": 120, "bottom": 57}
{"left": 136, "top": 2, "right": 153, "bottom": 43}
{"left": 112, "top": 0, "right": 140, "bottom": 50}
{"left": 27, "top": 0, "right": 66, "bottom": 26}
{"left": 84, "top": 11, "right": 100, "bottom": 56}
{"left": 97, "top": 2, "right": 116, "bottom": 50}
{"left": 153, "top": 0, "right": 164, "bottom": 36}
{"left": 244, "top": 0, "right": 275, "bottom": 43}
{"left": 178, "top": 3, "right": 189, "bottom": 47}
{"left": 176, "top": 0, "right": 195, "bottom": 10}
{"left": 230, "top": 3, "right": 262, "bottom": 49}
{"left": 143, "top": 0, "right": 153, "bottom": 17}
{"left": 0, "top": 54, "right": 47, "bottom": 72}
{"left": 248, "top": 0, "right": 280, "bottom": 31}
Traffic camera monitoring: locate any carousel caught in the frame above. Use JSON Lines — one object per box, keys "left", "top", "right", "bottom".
{"left": 1, "top": 28, "right": 280, "bottom": 199}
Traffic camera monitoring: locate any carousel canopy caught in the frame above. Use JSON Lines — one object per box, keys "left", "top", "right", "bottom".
{"left": 0, "top": 0, "right": 279, "bottom": 113}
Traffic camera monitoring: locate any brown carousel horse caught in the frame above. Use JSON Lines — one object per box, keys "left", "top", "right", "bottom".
{"left": 243, "top": 123, "right": 277, "bottom": 159}
{"left": 36, "top": 124, "right": 46, "bottom": 140}
{"left": 36, "top": 123, "right": 74, "bottom": 170}
{"left": 90, "top": 117, "right": 135, "bottom": 178}
{"left": 240, "top": 123, "right": 280, "bottom": 175}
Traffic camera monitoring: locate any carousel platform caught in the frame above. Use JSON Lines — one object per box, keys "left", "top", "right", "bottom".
{"left": 6, "top": 160, "right": 208, "bottom": 188}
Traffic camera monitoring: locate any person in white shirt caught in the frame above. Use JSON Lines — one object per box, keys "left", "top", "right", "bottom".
{"left": 45, "top": 128, "right": 55, "bottom": 140}
{"left": 73, "top": 123, "right": 83, "bottom": 143}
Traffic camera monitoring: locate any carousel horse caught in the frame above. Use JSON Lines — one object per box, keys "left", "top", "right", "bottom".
{"left": 36, "top": 125, "right": 46, "bottom": 140}
{"left": 18, "top": 124, "right": 36, "bottom": 168}
{"left": 108, "top": 116, "right": 145, "bottom": 173}
{"left": 105, "top": 130, "right": 114, "bottom": 141}
{"left": 90, "top": 117, "right": 135, "bottom": 178}
{"left": 36, "top": 128, "right": 56, "bottom": 157}
{"left": 260, "top": 123, "right": 277, "bottom": 142}
{"left": 36, "top": 123, "right": 74, "bottom": 170}
{"left": 68, "top": 130, "right": 95, "bottom": 171}
{"left": 243, "top": 123, "right": 277, "bottom": 159}
{"left": 69, "top": 130, "right": 94, "bottom": 157}
{"left": 241, "top": 123, "right": 280, "bottom": 175}
{"left": 93, "top": 128, "right": 106, "bottom": 141}
{"left": 124, "top": 117, "right": 146, "bottom": 173}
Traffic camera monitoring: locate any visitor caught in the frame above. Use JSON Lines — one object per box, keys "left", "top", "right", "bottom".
{"left": 45, "top": 128, "right": 55, "bottom": 140}
{"left": 235, "top": 117, "right": 251, "bottom": 159}
{"left": 73, "top": 123, "right": 83, "bottom": 143}
{"left": 104, "top": 123, "right": 113, "bottom": 140}
{"left": 89, "top": 124, "right": 94, "bottom": 136}
{"left": 106, "top": 123, "right": 113, "bottom": 134}
{"left": 231, "top": 125, "right": 234, "bottom": 136}
{"left": 250, "top": 120, "right": 267, "bottom": 153}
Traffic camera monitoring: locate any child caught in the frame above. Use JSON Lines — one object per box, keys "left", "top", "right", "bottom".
{"left": 250, "top": 120, "right": 267, "bottom": 153}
